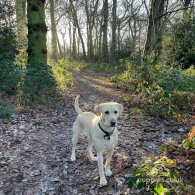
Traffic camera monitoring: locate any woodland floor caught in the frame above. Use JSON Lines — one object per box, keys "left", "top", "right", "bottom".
{"left": 0, "top": 73, "right": 195, "bottom": 195}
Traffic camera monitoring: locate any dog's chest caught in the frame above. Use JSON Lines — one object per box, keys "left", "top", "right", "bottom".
{"left": 103, "top": 140, "right": 113, "bottom": 149}
{"left": 101, "top": 134, "right": 118, "bottom": 150}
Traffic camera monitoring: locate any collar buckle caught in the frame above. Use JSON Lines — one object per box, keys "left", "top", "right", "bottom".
{"left": 98, "top": 123, "right": 115, "bottom": 141}
{"left": 104, "top": 135, "right": 110, "bottom": 140}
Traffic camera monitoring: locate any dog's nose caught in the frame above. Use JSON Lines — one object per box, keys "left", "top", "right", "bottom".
{"left": 111, "top": 121, "right": 116, "bottom": 127}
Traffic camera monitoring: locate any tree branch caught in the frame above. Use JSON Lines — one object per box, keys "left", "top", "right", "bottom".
{"left": 155, "top": 5, "right": 195, "bottom": 20}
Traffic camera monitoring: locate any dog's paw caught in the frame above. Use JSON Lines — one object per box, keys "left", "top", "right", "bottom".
{"left": 105, "top": 169, "right": 112, "bottom": 176}
{"left": 100, "top": 177, "right": 107, "bottom": 186}
{"left": 71, "top": 155, "right": 76, "bottom": 161}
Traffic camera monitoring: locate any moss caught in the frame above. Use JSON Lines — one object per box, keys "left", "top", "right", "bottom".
{"left": 27, "top": 23, "right": 47, "bottom": 32}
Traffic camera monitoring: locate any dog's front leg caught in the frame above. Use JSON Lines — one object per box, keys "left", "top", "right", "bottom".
{"left": 97, "top": 152, "right": 107, "bottom": 186}
{"left": 105, "top": 149, "right": 114, "bottom": 176}
{"left": 88, "top": 141, "right": 97, "bottom": 161}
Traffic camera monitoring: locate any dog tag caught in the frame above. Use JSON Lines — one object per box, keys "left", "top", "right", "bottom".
{"left": 104, "top": 135, "right": 110, "bottom": 140}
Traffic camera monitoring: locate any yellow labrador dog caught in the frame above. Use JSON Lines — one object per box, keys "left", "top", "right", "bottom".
{"left": 71, "top": 95, "right": 123, "bottom": 186}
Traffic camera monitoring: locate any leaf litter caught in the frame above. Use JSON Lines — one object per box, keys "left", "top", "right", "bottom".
{"left": 0, "top": 73, "right": 194, "bottom": 194}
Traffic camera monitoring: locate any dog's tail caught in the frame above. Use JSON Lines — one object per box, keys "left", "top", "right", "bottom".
{"left": 75, "top": 95, "right": 83, "bottom": 114}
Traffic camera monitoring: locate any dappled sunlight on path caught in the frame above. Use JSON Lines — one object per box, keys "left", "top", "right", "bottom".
{"left": 0, "top": 73, "right": 194, "bottom": 194}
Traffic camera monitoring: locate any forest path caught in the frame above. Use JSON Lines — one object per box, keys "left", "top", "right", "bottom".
{"left": 0, "top": 73, "right": 194, "bottom": 194}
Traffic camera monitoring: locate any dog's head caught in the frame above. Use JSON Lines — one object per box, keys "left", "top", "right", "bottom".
{"left": 94, "top": 102, "right": 123, "bottom": 128}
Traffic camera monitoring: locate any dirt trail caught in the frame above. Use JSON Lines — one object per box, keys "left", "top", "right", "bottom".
{"left": 0, "top": 73, "right": 194, "bottom": 195}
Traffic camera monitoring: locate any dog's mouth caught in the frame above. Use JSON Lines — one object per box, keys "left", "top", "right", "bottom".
{"left": 106, "top": 124, "right": 117, "bottom": 128}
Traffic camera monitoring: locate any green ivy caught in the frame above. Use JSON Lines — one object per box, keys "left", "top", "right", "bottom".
{"left": 126, "top": 155, "right": 184, "bottom": 194}
{"left": 182, "top": 138, "right": 195, "bottom": 149}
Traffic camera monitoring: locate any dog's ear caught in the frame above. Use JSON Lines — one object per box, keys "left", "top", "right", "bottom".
{"left": 117, "top": 103, "right": 123, "bottom": 115}
{"left": 94, "top": 104, "right": 103, "bottom": 115}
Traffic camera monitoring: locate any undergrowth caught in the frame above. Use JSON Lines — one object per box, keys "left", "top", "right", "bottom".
{"left": 111, "top": 61, "right": 195, "bottom": 119}
{"left": 0, "top": 57, "right": 73, "bottom": 114}
{"left": 0, "top": 99, "right": 15, "bottom": 119}
{"left": 126, "top": 156, "right": 184, "bottom": 194}
{"left": 50, "top": 59, "right": 73, "bottom": 93}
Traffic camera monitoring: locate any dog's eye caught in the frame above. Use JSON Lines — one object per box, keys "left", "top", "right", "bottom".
{"left": 105, "top": 111, "right": 109, "bottom": 114}
{"left": 114, "top": 111, "right": 118, "bottom": 114}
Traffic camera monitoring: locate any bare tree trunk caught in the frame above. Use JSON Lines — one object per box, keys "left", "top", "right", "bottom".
{"left": 72, "top": 26, "right": 77, "bottom": 58}
{"left": 143, "top": 0, "right": 166, "bottom": 59}
{"left": 60, "top": 32, "right": 66, "bottom": 58}
{"left": 98, "top": 18, "right": 103, "bottom": 62}
{"left": 85, "top": 0, "right": 92, "bottom": 60}
{"left": 117, "top": 22, "right": 121, "bottom": 53}
{"left": 69, "top": 21, "right": 72, "bottom": 54}
{"left": 84, "top": 0, "right": 99, "bottom": 61}
{"left": 69, "top": 0, "right": 87, "bottom": 59}
{"left": 88, "top": 29, "right": 94, "bottom": 60}
{"left": 138, "top": 19, "right": 142, "bottom": 54}
{"left": 94, "top": 24, "right": 98, "bottom": 60}
{"left": 56, "top": 32, "right": 62, "bottom": 58}
{"left": 102, "top": 0, "right": 109, "bottom": 63}
{"left": 49, "top": 0, "right": 58, "bottom": 59}
{"left": 77, "top": 34, "right": 80, "bottom": 55}
{"left": 15, "top": 0, "right": 27, "bottom": 48}
{"left": 111, "top": 0, "right": 117, "bottom": 63}
{"left": 129, "top": 19, "right": 137, "bottom": 55}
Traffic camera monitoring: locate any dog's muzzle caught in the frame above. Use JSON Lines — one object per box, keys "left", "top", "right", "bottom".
{"left": 110, "top": 121, "right": 116, "bottom": 127}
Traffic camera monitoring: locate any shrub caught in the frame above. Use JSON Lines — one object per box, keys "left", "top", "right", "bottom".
{"left": 0, "top": 100, "right": 15, "bottom": 119}
{"left": 126, "top": 155, "right": 184, "bottom": 194}
{"left": 0, "top": 27, "right": 21, "bottom": 95}
{"left": 144, "top": 65, "right": 195, "bottom": 118}
{"left": 111, "top": 61, "right": 143, "bottom": 90}
{"left": 0, "top": 1, "right": 20, "bottom": 95}
{"left": 144, "top": 85, "right": 193, "bottom": 118}
{"left": 162, "top": 16, "right": 195, "bottom": 69}
{"left": 111, "top": 61, "right": 195, "bottom": 119}
{"left": 0, "top": 60, "right": 21, "bottom": 95}
{"left": 151, "top": 65, "right": 195, "bottom": 94}
{"left": 51, "top": 59, "right": 73, "bottom": 92}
